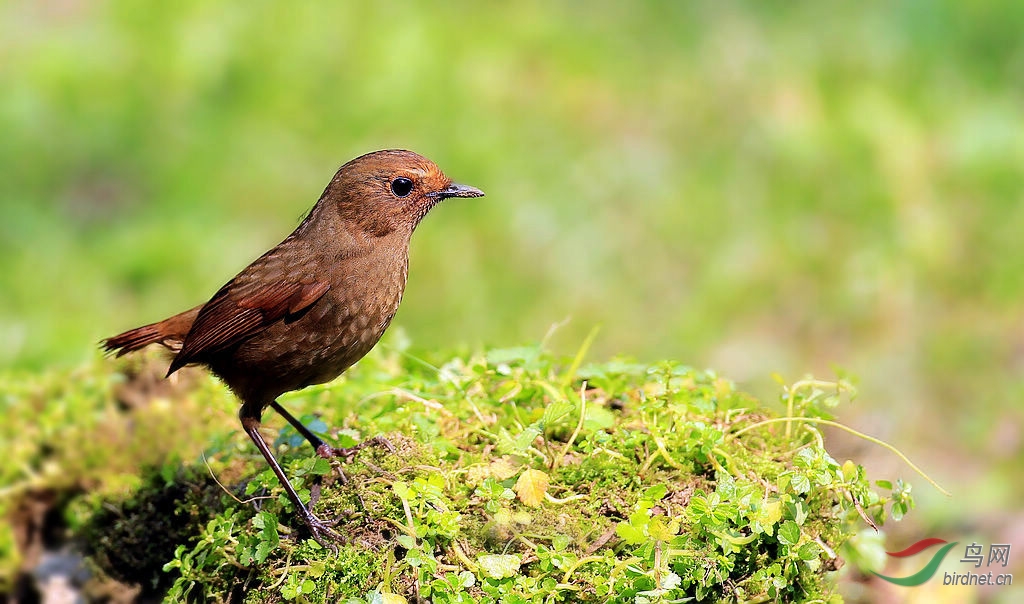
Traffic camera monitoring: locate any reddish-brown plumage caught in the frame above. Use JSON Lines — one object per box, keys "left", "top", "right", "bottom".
{"left": 103, "top": 150, "right": 483, "bottom": 543}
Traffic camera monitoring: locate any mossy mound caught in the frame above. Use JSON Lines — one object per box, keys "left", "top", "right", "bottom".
{"left": 1, "top": 345, "right": 918, "bottom": 602}
{"left": 80, "top": 347, "right": 909, "bottom": 603}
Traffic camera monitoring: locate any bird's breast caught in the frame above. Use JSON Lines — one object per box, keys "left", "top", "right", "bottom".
{"left": 293, "top": 251, "right": 409, "bottom": 381}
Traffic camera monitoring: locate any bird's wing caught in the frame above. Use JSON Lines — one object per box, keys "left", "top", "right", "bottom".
{"left": 167, "top": 246, "right": 330, "bottom": 375}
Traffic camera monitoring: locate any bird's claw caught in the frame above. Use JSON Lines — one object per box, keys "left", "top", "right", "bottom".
{"left": 316, "top": 435, "right": 396, "bottom": 460}
{"left": 299, "top": 508, "right": 345, "bottom": 552}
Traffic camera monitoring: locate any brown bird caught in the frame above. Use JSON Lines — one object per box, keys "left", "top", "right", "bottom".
{"left": 103, "top": 150, "right": 483, "bottom": 543}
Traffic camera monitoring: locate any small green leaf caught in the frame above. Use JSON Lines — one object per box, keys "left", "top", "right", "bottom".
{"left": 393, "top": 480, "right": 411, "bottom": 500}
{"left": 778, "top": 521, "right": 800, "bottom": 545}
{"left": 762, "top": 499, "right": 783, "bottom": 527}
{"left": 616, "top": 521, "right": 647, "bottom": 545}
{"left": 396, "top": 534, "right": 417, "bottom": 549}
{"left": 476, "top": 554, "right": 522, "bottom": 579}
{"left": 311, "top": 457, "right": 332, "bottom": 475}
{"left": 790, "top": 500, "right": 809, "bottom": 525}
{"left": 648, "top": 517, "right": 678, "bottom": 541}
{"left": 716, "top": 476, "right": 737, "bottom": 498}
{"left": 798, "top": 542, "right": 820, "bottom": 561}
{"left": 307, "top": 560, "right": 326, "bottom": 578}
{"left": 512, "top": 425, "right": 543, "bottom": 452}
{"left": 892, "top": 501, "right": 907, "bottom": 521}
{"left": 542, "top": 399, "right": 575, "bottom": 424}
{"left": 790, "top": 474, "right": 811, "bottom": 494}
{"left": 642, "top": 484, "right": 668, "bottom": 501}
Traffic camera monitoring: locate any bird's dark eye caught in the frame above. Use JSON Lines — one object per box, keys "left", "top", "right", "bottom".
{"left": 390, "top": 177, "right": 413, "bottom": 197}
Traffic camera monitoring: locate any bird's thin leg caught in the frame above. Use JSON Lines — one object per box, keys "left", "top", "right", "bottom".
{"left": 240, "top": 408, "right": 344, "bottom": 548}
{"left": 270, "top": 400, "right": 394, "bottom": 459}
{"left": 270, "top": 401, "right": 329, "bottom": 452}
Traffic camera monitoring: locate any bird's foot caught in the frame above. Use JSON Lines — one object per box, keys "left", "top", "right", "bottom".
{"left": 297, "top": 507, "right": 345, "bottom": 552}
{"left": 316, "top": 435, "right": 396, "bottom": 460}
{"left": 316, "top": 435, "right": 396, "bottom": 485}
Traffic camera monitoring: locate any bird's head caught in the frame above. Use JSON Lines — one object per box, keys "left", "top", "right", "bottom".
{"left": 319, "top": 149, "right": 483, "bottom": 237}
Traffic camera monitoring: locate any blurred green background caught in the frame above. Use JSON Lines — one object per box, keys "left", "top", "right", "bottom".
{"left": 2, "top": 0, "right": 1022, "bottom": 597}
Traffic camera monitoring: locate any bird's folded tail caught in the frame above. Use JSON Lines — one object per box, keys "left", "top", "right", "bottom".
{"left": 101, "top": 306, "right": 201, "bottom": 358}
{"left": 102, "top": 322, "right": 166, "bottom": 356}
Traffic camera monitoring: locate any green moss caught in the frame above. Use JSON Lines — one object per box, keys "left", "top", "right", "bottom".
{"left": 83, "top": 466, "right": 227, "bottom": 597}
{"left": 1, "top": 346, "right": 919, "bottom": 602}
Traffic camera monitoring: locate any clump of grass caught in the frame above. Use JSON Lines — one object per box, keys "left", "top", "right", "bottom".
{"left": 162, "top": 348, "right": 928, "bottom": 601}
{"left": 1, "top": 343, "right": 932, "bottom": 601}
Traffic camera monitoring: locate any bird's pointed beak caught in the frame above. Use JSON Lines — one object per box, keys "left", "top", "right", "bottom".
{"left": 436, "top": 182, "right": 485, "bottom": 199}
